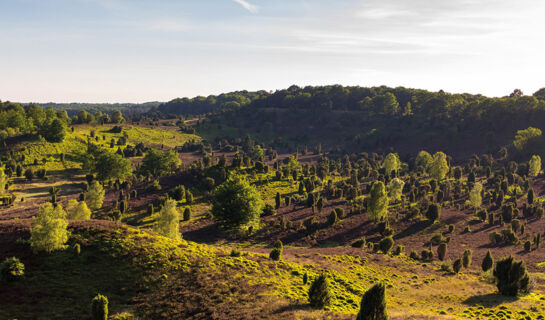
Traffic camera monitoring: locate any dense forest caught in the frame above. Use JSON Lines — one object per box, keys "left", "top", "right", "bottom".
{"left": 150, "top": 86, "right": 545, "bottom": 159}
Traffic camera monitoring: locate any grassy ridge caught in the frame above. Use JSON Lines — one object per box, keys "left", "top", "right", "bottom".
{"left": 1, "top": 220, "right": 544, "bottom": 319}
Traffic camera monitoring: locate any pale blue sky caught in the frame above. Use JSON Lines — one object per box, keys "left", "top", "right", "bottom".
{"left": 1, "top": 0, "right": 545, "bottom": 102}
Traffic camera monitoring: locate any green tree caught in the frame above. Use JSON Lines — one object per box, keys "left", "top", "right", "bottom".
{"left": 356, "top": 283, "right": 388, "bottom": 320}
{"left": 111, "top": 110, "right": 125, "bottom": 124}
{"left": 86, "top": 181, "right": 105, "bottom": 211}
{"left": 29, "top": 203, "right": 69, "bottom": 253}
{"left": 308, "top": 274, "right": 332, "bottom": 309}
{"left": 82, "top": 145, "right": 131, "bottom": 181}
{"left": 140, "top": 149, "right": 181, "bottom": 176}
{"left": 0, "top": 168, "right": 8, "bottom": 195}
{"left": 42, "top": 118, "right": 66, "bottom": 143}
{"left": 211, "top": 175, "right": 263, "bottom": 230}
{"left": 468, "top": 182, "right": 483, "bottom": 208}
{"left": 66, "top": 199, "right": 92, "bottom": 220}
{"left": 91, "top": 294, "right": 109, "bottom": 320}
{"left": 382, "top": 153, "right": 401, "bottom": 175}
{"left": 528, "top": 155, "right": 541, "bottom": 177}
{"left": 494, "top": 256, "right": 530, "bottom": 296}
{"left": 429, "top": 152, "right": 449, "bottom": 181}
{"left": 387, "top": 178, "right": 404, "bottom": 202}
{"left": 368, "top": 181, "right": 389, "bottom": 221}
{"left": 0, "top": 257, "right": 25, "bottom": 282}
{"left": 415, "top": 150, "right": 432, "bottom": 171}
{"left": 95, "top": 150, "right": 132, "bottom": 181}
{"left": 514, "top": 127, "right": 542, "bottom": 151}
{"left": 154, "top": 199, "right": 181, "bottom": 240}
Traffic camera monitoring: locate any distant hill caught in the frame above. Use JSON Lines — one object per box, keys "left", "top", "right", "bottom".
{"left": 153, "top": 85, "right": 545, "bottom": 159}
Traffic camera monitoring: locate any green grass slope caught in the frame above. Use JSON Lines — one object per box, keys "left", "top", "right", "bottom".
{"left": 1, "top": 220, "right": 544, "bottom": 319}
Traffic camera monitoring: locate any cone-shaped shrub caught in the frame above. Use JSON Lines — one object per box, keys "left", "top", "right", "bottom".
{"left": 308, "top": 274, "right": 332, "bottom": 308}
{"left": 91, "top": 294, "right": 108, "bottom": 320}
{"left": 356, "top": 283, "right": 388, "bottom": 320}
{"left": 482, "top": 250, "right": 494, "bottom": 272}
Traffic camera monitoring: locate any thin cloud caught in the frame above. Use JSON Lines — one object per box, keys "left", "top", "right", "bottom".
{"left": 232, "top": 0, "right": 259, "bottom": 14}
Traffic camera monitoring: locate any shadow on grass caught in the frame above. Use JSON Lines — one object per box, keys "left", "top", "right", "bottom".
{"left": 273, "top": 303, "right": 312, "bottom": 314}
{"left": 463, "top": 293, "right": 517, "bottom": 308}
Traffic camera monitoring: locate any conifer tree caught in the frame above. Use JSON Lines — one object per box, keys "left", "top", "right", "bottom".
{"left": 368, "top": 181, "right": 389, "bottom": 221}
{"left": 86, "top": 181, "right": 105, "bottom": 211}
{"left": 356, "top": 283, "right": 388, "bottom": 320}
{"left": 91, "top": 294, "right": 108, "bottom": 320}
{"left": 308, "top": 274, "right": 332, "bottom": 308}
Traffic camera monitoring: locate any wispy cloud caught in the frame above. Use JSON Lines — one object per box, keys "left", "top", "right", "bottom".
{"left": 232, "top": 0, "right": 259, "bottom": 14}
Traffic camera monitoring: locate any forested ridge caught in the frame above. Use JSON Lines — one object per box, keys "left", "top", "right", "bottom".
{"left": 151, "top": 85, "right": 545, "bottom": 159}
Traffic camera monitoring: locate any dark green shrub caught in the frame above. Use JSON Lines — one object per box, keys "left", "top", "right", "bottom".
{"left": 169, "top": 185, "right": 185, "bottom": 201}
{"left": 528, "top": 188, "right": 534, "bottom": 205}
{"left": 437, "top": 243, "right": 447, "bottom": 261}
{"left": 147, "top": 204, "right": 154, "bottom": 215}
{"left": 511, "top": 219, "right": 521, "bottom": 233}
{"left": 524, "top": 240, "right": 532, "bottom": 252}
{"left": 379, "top": 236, "right": 394, "bottom": 254}
{"left": 74, "top": 243, "right": 81, "bottom": 256}
{"left": 91, "top": 294, "right": 108, "bottom": 320}
{"left": 393, "top": 245, "right": 404, "bottom": 256}
{"left": 453, "top": 258, "right": 463, "bottom": 274}
{"left": 334, "top": 207, "right": 345, "bottom": 219}
{"left": 493, "top": 256, "right": 530, "bottom": 296}
{"left": 462, "top": 249, "right": 472, "bottom": 268}
{"left": 482, "top": 250, "right": 494, "bottom": 272}
{"left": 352, "top": 238, "right": 366, "bottom": 248}
{"left": 269, "top": 248, "right": 282, "bottom": 261}
{"left": 262, "top": 204, "right": 276, "bottom": 216}
{"left": 24, "top": 168, "right": 34, "bottom": 181}
{"left": 501, "top": 204, "right": 514, "bottom": 223}
{"left": 425, "top": 203, "right": 441, "bottom": 222}
{"left": 230, "top": 248, "right": 241, "bottom": 257}
{"left": 0, "top": 257, "right": 24, "bottom": 282}
{"left": 308, "top": 274, "right": 332, "bottom": 308}
{"left": 356, "top": 283, "right": 388, "bottom": 320}
{"left": 409, "top": 250, "right": 419, "bottom": 260}
{"left": 183, "top": 208, "right": 191, "bottom": 221}
{"left": 146, "top": 180, "right": 162, "bottom": 192}
{"left": 328, "top": 210, "right": 338, "bottom": 226}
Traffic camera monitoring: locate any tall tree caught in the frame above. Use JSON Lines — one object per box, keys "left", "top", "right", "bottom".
{"left": 429, "top": 152, "right": 449, "bottom": 181}
{"left": 86, "top": 181, "right": 105, "bottom": 211}
{"left": 139, "top": 149, "right": 181, "bottom": 177}
{"left": 154, "top": 199, "right": 181, "bottom": 240}
{"left": 368, "top": 181, "right": 389, "bottom": 221}
{"left": 29, "top": 203, "right": 69, "bottom": 253}
{"left": 468, "top": 182, "right": 483, "bottom": 208}
{"left": 528, "top": 155, "right": 541, "bottom": 177}
{"left": 382, "top": 153, "right": 401, "bottom": 175}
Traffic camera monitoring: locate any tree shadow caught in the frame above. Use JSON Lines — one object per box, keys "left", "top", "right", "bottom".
{"left": 272, "top": 303, "right": 312, "bottom": 314}
{"left": 395, "top": 220, "right": 433, "bottom": 239}
{"left": 463, "top": 293, "right": 517, "bottom": 308}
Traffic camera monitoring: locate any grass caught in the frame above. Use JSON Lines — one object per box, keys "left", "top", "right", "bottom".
{"left": 1, "top": 219, "right": 545, "bottom": 319}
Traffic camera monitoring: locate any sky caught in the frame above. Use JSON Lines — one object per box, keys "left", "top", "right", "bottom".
{"left": 1, "top": 0, "right": 545, "bottom": 103}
